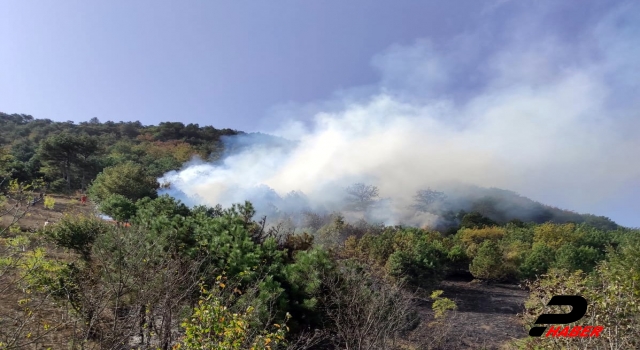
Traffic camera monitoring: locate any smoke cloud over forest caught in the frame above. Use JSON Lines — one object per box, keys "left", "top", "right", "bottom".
{"left": 159, "top": 1, "right": 640, "bottom": 228}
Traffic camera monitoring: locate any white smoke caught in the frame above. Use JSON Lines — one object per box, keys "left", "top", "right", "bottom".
{"left": 160, "top": 1, "right": 640, "bottom": 227}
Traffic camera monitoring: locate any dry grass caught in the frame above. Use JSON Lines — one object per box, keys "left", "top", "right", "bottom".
{"left": 1, "top": 194, "right": 95, "bottom": 232}
{"left": 0, "top": 195, "right": 99, "bottom": 349}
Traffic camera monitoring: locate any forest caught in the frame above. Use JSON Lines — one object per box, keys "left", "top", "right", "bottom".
{"left": 1, "top": 112, "right": 639, "bottom": 349}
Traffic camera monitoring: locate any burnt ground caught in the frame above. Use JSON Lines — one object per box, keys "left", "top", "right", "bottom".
{"left": 405, "top": 276, "right": 529, "bottom": 349}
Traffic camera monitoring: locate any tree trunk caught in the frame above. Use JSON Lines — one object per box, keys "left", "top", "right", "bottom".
{"left": 161, "top": 294, "right": 172, "bottom": 350}
{"left": 65, "top": 159, "right": 71, "bottom": 191}
{"left": 81, "top": 169, "right": 86, "bottom": 192}
{"left": 145, "top": 306, "right": 153, "bottom": 347}
{"left": 139, "top": 304, "right": 145, "bottom": 344}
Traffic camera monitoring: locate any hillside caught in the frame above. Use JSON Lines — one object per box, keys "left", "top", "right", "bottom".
{"left": 0, "top": 111, "right": 624, "bottom": 233}
{"left": 0, "top": 112, "right": 240, "bottom": 190}
{"left": 2, "top": 112, "right": 638, "bottom": 349}
{"left": 431, "top": 185, "right": 619, "bottom": 231}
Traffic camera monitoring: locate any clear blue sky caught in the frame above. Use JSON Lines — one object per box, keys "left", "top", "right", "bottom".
{"left": 0, "top": 0, "right": 615, "bottom": 131}
{"left": 0, "top": 0, "right": 467, "bottom": 129}
{"left": 1, "top": 0, "right": 638, "bottom": 227}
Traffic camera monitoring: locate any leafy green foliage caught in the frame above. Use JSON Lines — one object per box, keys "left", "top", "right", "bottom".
{"left": 42, "top": 196, "right": 55, "bottom": 209}
{"left": 430, "top": 290, "right": 457, "bottom": 319}
{"left": 97, "top": 194, "right": 137, "bottom": 222}
{"left": 88, "top": 161, "right": 158, "bottom": 203}
{"left": 345, "top": 227, "right": 460, "bottom": 288}
{"left": 0, "top": 148, "right": 14, "bottom": 178}
{"left": 520, "top": 234, "right": 640, "bottom": 349}
{"left": 105, "top": 197, "right": 334, "bottom": 333}
{"left": 533, "top": 222, "right": 581, "bottom": 249}
{"left": 0, "top": 112, "right": 240, "bottom": 194}
{"left": 458, "top": 226, "right": 506, "bottom": 258}
{"left": 461, "top": 211, "right": 497, "bottom": 229}
{"left": 552, "top": 244, "right": 601, "bottom": 273}
{"left": 42, "top": 215, "right": 111, "bottom": 260}
{"left": 450, "top": 222, "right": 620, "bottom": 281}
{"left": 14, "top": 246, "right": 68, "bottom": 294}
{"left": 38, "top": 132, "right": 99, "bottom": 191}
{"left": 519, "top": 243, "right": 555, "bottom": 279}
{"left": 175, "top": 283, "right": 289, "bottom": 350}
{"left": 469, "top": 240, "right": 507, "bottom": 280}
{"left": 0, "top": 177, "right": 46, "bottom": 236}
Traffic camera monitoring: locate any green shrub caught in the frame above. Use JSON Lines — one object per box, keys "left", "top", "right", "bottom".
{"left": 43, "top": 215, "right": 111, "bottom": 260}
{"left": 175, "top": 283, "right": 289, "bottom": 350}
{"left": 519, "top": 243, "right": 555, "bottom": 279}
{"left": 460, "top": 212, "right": 497, "bottom": 229}
{"left": 430, "top": 290, "right": 457, "bottom": 319}
{"left": 552, "top": 244, "right": 601, "bottom": 273}
{"left": 48, "top": 178, "right": 68, "bottom": 193}
{"left": 469, "top": 240, "right": 506, "bottom": 280}
{"left": 447, "top": 244, "right": 467, "bottom": 263}
{"left": 88, "top": 161, "right": 158, "bottom": 203}
{"left": 520, "top": 232, "right": 640, "bottom": 349}
{"left": 98, "top": 193, "right": 137, "bottom": 222}
{"left": 43, "top": 195, "right": 55, "bottom": 209}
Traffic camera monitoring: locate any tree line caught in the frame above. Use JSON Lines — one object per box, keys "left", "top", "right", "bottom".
{"left": 0, "top": 112, "right": 240, "bottom": 193}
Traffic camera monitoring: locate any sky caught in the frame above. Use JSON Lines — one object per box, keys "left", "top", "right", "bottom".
{"left": 1, "top": 0, "right": 488, "bottom": 130}
{"left": 1, "top": 0, "right": 639, "bottom": 227}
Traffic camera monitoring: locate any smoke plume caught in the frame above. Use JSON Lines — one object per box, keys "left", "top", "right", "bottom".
{"left": 159, "top": 1, "right": 640, "bottom": 228}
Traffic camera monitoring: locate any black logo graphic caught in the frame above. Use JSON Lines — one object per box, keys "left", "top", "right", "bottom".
{"left": 529, "top": 295, "right": 587, "bottom": 337}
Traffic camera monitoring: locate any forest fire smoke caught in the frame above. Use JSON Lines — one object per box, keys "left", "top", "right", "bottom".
{"left": 159, "top": 1, "right": 640, "bottom": 228}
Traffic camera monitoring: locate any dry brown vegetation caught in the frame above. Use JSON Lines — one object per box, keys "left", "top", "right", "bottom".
{"left": 0, "top": 195, "right": 95, "bottom": 348}
{"left": 1, "top": 194, "right": 93, "bottom": 232}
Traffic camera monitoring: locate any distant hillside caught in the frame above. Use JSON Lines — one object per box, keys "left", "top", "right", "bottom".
{"left": 433, "top": 185, "right": 619, "bottom": 231}
{"left": 0, "top": 112, "right": 242, "bottom": 191}
{"left": 0, "top": 112, "right": 241, "bottom": 153}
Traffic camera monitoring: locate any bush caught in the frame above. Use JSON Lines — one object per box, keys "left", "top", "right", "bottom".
{"left": 98, "top": 194, "right": 137, "bottom": 222}
{"left": 533, "top": 222, "right": 581, "bottom": 249}
{"left": 519, "top": 243, "right": 555, "bottom": 279}
{"left": 430, "top": 290, "right": 457, "bottom": 319}
{"left": 469, "top": 240, "right": 506, "bottom": 280}
{"left": 42, "top": 215, "right": 111, "bottom": 260}
{"left": 552, "top": 244, "right": 601, "bottom": 273}
{"left": 384, "top": 238, "right": 447, "bottom": 287}
{"left": 48, "top": 178, "right": 68, "bottom": 193}
{"left": 446, "top": 244, "right": 467, "bottom": 264}
{"left": 43, "top": 195, "right": 55, "bottom": 209}
{"left": 458, "top": 226, "right": 506, "bottom": 258}
{"left": 460, "top": 212, "right": 497, "bottom": 229}
{"left": 519, "top": 232, "right": 640, "bottom": 349}
{"left": 88, "top": 161, "right": 158, "bottom": 203}
{"left": 176, "top": 283, "right": 289, "bottom": 350}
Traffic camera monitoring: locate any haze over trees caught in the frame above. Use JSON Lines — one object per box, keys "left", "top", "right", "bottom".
{"left": 345, "top": 183, "right": 379, "bottom": 211}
